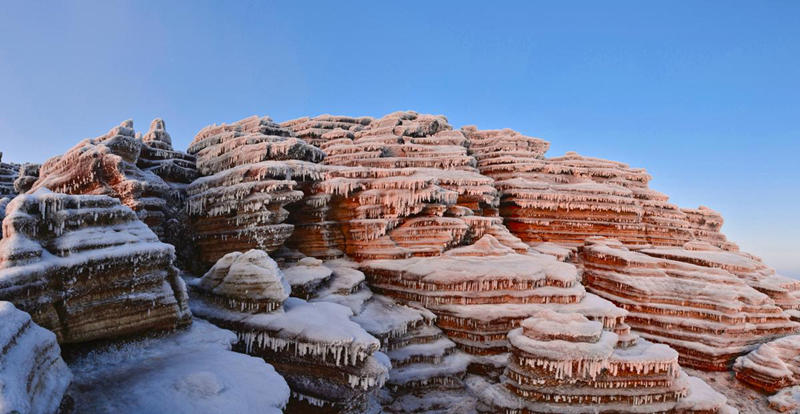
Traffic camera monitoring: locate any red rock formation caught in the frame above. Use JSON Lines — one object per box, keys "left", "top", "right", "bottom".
{"left": 581, "top": 238, "right": 799, "bottom": 370}
{"left": 30, "top": 119, "right": 197, "bottom": 243}
{"left": 186, "top": 116, "right": 325, "bottom": 267}
{"left": 0, "top": 189, "right": 191, "bottom": 343}
{"left": 471, "top": 310, "right": 735, "bottom": 413}
{"left": 733, "top": 334, "right": 800, "bottom": 393}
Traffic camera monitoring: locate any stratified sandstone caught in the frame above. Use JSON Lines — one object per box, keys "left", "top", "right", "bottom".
{"left": 0, "top": 301, "right": 71, "bottom": 414}
{"left": 0, "top": 189, "right": 191, "bottom": 343}
{"left": 581, "top": 238, "right": 799, "bottom": 370}
{"left": 186, "top": 116, "right": 325, "bottom": 267}
{"left": 733, "top": 334, "right": 800, "bottom": 393}
{"left": 471, "top": 309, "right": 735, "bottom": 413}
{"left": 187, "top": 249, "right": 388, "bottom": 412}
{"left": 30, "top": 119, "right": 197, "bottom": 243}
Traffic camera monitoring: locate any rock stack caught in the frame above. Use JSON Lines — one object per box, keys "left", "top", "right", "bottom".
{"left": 733, "top": 334, "right": 800, "bottom": 393}
{"left": 0, "top": 301, "right": 71, "bottom": 414}
{"left": 29, "top": 119, "right": 197, "bottom": 242}
{"left": 0, "top": 189, "right": 191, "bottom": 343}
{"left": 187, "top": 249, "right": 389, "bottom": 412}
{"left": 186, "top": 116, "right": 326, "bottom": 267}
{"left": 581, "top": 238, "right": 799, "bottom": 370}
{"left": 472, "top": 310, "right": 734, "bottom": 413}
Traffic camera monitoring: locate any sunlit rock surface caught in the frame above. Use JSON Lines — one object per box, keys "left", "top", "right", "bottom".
{"left": 0, "top": 301, "right": 71, "bottom": 414}
{"left": 581, "top": 238, "right": 799, "bottom": 370}
{"left": 734, "top": 334, "right": 800, "bottom": 393}
{"left": 0, "top": 189, "right": 191, "bottom": 343}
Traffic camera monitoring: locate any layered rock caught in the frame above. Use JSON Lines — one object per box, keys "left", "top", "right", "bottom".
{"left": 29, "top": 119, "right": 197, "bottom": 243}
{"left": 0, "top": 189, "right": 191, "bottom": 343}
{"left": 581, "top": 238, "right": 799, "bottom": 370}
{"left": 471, "top": 310, "right": 734, "bottom": 413}
{"left": 768, "top": 386, "right": 800, "bottom": 413}
{"left": 462, "top": 125, "right": 733, "bottom": 250}
{"left": 0, "top": 152, "right": 19, "bottom": 197}
{"left": 67, "top": 318, "right": 290, "bottom": 414}
{"left": 186, "top": 116, "right": 326, "bottom": 267}
{"left": 0, "top": 301, "right": 71, "bottom": 414}
{"left": 281, "top": 111, "right": 528, "bottom": 262}
{"left": 187, "top": 249, "right": 388, "bottom": 412}
{"left": 733, "top": 334, "right": 800, "bottom": 393}
{"left": 13, "top": 163, "right": 39, "bottom": 194}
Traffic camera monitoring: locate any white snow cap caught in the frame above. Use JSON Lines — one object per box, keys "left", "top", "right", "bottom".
{"left": 197, "top": 250, "right": 290, "bottom": 304}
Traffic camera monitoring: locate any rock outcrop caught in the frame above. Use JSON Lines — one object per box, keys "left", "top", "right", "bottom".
{"left": 733, "top": 334, "right": 800, "bottom": 393}
{"left": 186, "top": 116, "right": 325, "bottom": 267}
{"left": 187, "top": 249, "right": 388, "bottom": 412}
{"left": 29, "top": 119, "right": 197, "bottom": 245}
{"left": 0, "top": 189, "right": 191, "bottom": 343}
{"left": 581, "top": 238, "right": 799, "bottom": 370}
{"left": 0, "top": 152, "right": 19, "bottom": 197}
{"left": 0, "top": 301, "right": 71, "bottom": 414}
{"left": 13, "top": 163, "right": 40, "bottom": 194}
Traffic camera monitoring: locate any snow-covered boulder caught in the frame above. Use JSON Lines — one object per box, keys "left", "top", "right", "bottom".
{"left": 0, "top": 301, "right": 71, "bottom": 414}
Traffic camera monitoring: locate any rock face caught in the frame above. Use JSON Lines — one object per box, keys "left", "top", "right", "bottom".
{"left": 581, "top": 238, "right": 799, "bottom": 370}
{"left": 29, "top": 119, "right": 198, "bottom": 248}
{"left": 733, "top": 334, "right": 800, "bottom": 393}
{"left": 0, "top": 301, "right": 71, "bottom": 414}
{"left": 187, "top": 250, "right": 388, "bottom": 412}
{"left": 13, "top": 163, "right": 40, "bottom": 194}
{"left": 0, "top": 152, "right": 19, "bottom": 197}
{"left": 473, "top": 309, "right": 734, "bottom": 413}
{"left": 0, "top": 189, "right": 191, "bottom": 343}
{"left": 186, "top": 116, "right": 325, "bottom": 267}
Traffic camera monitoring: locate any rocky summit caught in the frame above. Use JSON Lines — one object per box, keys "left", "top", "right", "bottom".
{"left": 0, "top": 111, "right": 798, "bottom": 414}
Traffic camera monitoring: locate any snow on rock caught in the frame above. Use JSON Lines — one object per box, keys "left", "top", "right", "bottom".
{"left": 733, "top": 334, "right": 800, "bottom": 393}
{"left": 0, "top": 152, "right": 20, "bottom": 198}
{"left": 67, "top": 318, "right": 289, "bottom": 414}
{"left": 581, "top": 237, "right": 800, "bottom": 370}
{"left": 29, "top": 119, "right": 197, "bottom": 249}
{"left": 0, "top": 189, "right": 191, "bottom": 343}
{"left": 187, "top": 250, "right": 387, "bottom": 412}
{"left": 472, "top": 308, "right": 735, "bottom": 413}
{"left": 188, "top": 249, "right": 289, "bottom": 313}
{"left": 281, "top": 256, "right": 334, "bottom": 299}
{"left": 13, "top": 163, "right": 39, "bottom": 194}
{"left": 0, "top": 301, "right": 71, "bottom": 414}
{"left": 186, "top": 115, "right": 325, "bottom": 267}
{"left": 768, "top": 386, "right": 800, "bottom": 413}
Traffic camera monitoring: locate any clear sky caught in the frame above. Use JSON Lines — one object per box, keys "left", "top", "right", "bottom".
{"left": 1, "top": 1, "right": 798, "bottom": 277}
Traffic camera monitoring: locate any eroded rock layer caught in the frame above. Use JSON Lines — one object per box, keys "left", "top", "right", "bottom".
{"left": 581, "top": 238, "right": 799, "bottom": 370}
{"left": 0, "top": 189, "right": 191, "bottom": 343}
{"left": 187, "top": 250, "right": 388, "bottom": 412}
{"left": 733, "top": 334, "right": 800, "bottom": 393}
{"left": 0, "top": 152, "right": 19, "bottom": 197}
{"left": 186, "top": 116, "right": 326, "bottom": 267}
{"left": 29, "top": 119, "right": 197, "bottom": 244}
{"left": 0, "top": 301, "right": 71, "bottom": 414}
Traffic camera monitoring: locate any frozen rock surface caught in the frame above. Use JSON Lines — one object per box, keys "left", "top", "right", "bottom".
{"left": 734, "top": 334, "right": 800, "bottom": 393}
{"left": 0, "top": 301, "right": 71, "bottom": 414}
{"left": 67, "top": 318, "right": 289, "bottom": 414}
{"left": 0, "top": 189, "right": 191, "bottom": 343}
{"left": 0, "top": 152, "right": 19, "bottom": 198}
{"left": 188, "top": 250, "right": 388, "bottom": 412}
{"left": 582, "top": 238, "right": 799, "bottom": 370}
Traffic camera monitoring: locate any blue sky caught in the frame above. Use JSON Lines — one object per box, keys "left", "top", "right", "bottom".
{"left": 1, "top": 1, "right": 798, "bottom": 277}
